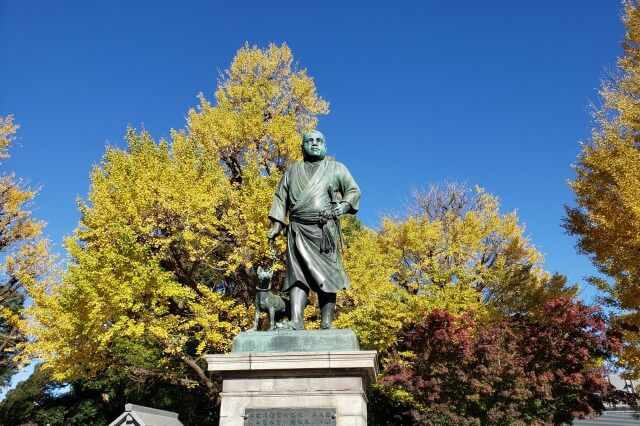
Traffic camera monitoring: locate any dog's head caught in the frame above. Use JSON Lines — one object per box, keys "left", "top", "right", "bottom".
{"left": 256, "top": 266, "right": 274, "bottom": 290}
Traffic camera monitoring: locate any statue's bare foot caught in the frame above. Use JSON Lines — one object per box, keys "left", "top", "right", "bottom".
{"left": 320, "top": 322, "right": 334, "bottom": 330}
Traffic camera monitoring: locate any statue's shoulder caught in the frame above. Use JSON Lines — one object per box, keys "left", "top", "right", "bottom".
{"left": 285, "top": 161, "right": 304, "bottom": 174}
{"left": 328, "top": 159, "right": 349, "bottom": 172}
{"left": 321, "top": 157, "right": 338, "bottom": 166}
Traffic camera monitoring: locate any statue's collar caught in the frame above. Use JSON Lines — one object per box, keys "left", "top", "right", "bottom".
{"left": 303, "top": 157, "right": 325, "bottom": 165}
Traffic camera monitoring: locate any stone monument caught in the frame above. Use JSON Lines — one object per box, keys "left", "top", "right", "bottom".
{"left": 207, "top": 131, "right": 377, "bottom": 426}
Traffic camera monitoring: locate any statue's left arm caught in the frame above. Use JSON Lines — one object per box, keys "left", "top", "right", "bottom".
{"left": 334, "top": 162, "right": 361, "bottom": 216}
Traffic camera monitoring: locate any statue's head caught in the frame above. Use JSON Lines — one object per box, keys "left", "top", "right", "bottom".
{"left": 301, "top": 130, "right": 327, "bottom": 162}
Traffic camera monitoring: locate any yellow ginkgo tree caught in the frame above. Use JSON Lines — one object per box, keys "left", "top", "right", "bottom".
{"left": 338, "top": 182, "right": 577, "bottom": 355}
{"left": 565, "top": 1, "right": 640, "bottom": 379}
{"left": 0, "top": 115, "right": 55, "bottom": 386}
{"left": 21, "top": 43, "right": 329, "bottom": 404}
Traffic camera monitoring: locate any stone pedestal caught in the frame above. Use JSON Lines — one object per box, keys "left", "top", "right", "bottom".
{"left": 206, "top": 330, "right": 377, "bottom": 426}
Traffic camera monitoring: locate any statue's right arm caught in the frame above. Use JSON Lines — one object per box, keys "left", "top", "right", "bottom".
{"left": 267, "top": 169, "right": 289, "bottom": 240}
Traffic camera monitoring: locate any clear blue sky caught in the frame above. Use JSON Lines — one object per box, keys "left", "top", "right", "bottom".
{"left": 0, "top": 1, "right": 625, "bottom": 306}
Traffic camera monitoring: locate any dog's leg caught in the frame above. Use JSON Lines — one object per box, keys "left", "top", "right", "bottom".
{"left": 251, "top": 299, "right": 260, "bottom": 331}
{"left": 269, "top": 307, "right": 276, "bottom": 331}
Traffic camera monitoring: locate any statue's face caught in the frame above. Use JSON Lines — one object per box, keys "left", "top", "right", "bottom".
{"left": 301, "top": 131, "right": 327, "bottom": 161}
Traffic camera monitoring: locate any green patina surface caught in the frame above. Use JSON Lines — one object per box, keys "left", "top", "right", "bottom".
{"left": 231, "top": 329, "right": 360, "bottom": 353}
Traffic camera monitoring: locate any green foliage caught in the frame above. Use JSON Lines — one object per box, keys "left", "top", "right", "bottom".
{"left": 0, "top": 365, "right": 217, "bottom": 425}
{"left": 366, "top": 385, "right": 418, "bottom": 426}
{"left": 0, "top": 365, "right": 109, "bottom": 426}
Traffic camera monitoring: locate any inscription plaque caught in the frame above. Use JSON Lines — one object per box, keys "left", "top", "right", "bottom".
{"left": 244, "top": 408, "right": 336, "bottom": 426}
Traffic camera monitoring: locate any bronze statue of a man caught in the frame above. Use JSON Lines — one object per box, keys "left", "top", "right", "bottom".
{"left": 267, "top": 130, "right": 361, "bottom": 330}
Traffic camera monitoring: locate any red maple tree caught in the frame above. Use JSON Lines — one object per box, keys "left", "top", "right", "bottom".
{"left": 377, "top": 298, "right": 631, "bottom": 425}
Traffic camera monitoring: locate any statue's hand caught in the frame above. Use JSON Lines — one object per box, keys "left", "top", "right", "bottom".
{"left": 267, "top": 221, "right": 283, "bottom": 240}
{"left": 331, "top": 202, "right": 351, "bottom": 218}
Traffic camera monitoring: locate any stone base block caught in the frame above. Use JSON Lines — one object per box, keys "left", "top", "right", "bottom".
{"left": 206, "top": 351, "right": 377, "bottom": 426}
{"left": 231, "top": 329, "right": 361, "bottom": 353}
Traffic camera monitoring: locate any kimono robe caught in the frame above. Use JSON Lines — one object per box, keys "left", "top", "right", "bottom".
{"left": 269, "top": 158, "right": 361, "bottom": 294}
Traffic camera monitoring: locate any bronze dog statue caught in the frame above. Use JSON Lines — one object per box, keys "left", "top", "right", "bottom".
{"left": 251, "top": 266, "right": 287, "bottom": 331}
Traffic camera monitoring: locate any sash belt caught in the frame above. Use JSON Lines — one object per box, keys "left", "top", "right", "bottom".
{"left": 289, "top": 211, "right": 336, "bottom": 254}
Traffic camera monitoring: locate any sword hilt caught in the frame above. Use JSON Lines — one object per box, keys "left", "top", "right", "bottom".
{"left": 328, "top": 183, "right": 337, "bottom": 205}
